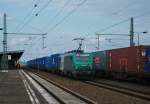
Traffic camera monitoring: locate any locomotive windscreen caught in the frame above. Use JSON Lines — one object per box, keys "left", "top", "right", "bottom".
{"left": 75, "top": 55, "right": 91, "bottom": 62}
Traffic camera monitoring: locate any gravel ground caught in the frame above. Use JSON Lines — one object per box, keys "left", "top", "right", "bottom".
{"left": 95, "top": 79, "right": 150, "bottom": 94}
{"left": 29, "top": 70, "right": 150, "bottom": 104}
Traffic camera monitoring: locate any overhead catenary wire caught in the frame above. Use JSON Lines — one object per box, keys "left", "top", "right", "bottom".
{"left": 19, "top": 37, "right": 42, "bottom": 60}
{"left": 0, "top": 36, "right": 35, "bottom": 39}
{"left": 15, "top": 1, "right": 40, "bottom": 32}
{"left": 47, "top": 0, "right": 87, "bottom": 33}
{"left": 98, "top": 18, "right": 130, "bottom": 33}
{"left": 97, "top": 10, "right": 150, "bottom": 33}
{"left": 24, "top": 37, "right": 42, "bottom": 51}
{"left": 35, "top": 0, "right": 41, "bottom": 5}
{"left": 134, "top": 11, "right": 150, "bottom": 19}
{"left": 17, "top": 0, "right": 52, "bottom": 32}
{"left": 106, "top": 40, "right": 127, "bottom": 47}
{"left": 110, "top": 0, "right": 138, "bottom": 16}
{"left": 15, "top": 8, "right": 35, "bottom": 31}
{"left": 7, "top": 36, "right": 37, "bottom": 50}
{"left": 85, "top": 36, "right": 129, "bottom": 49}
{"left": 85, "top": 39, "right": 99, "bottom": 49}
{"left": 92, "top": 9, "right": 150, "bottom": 49}
{"left": 16, "top": 15, "right": 36, "bottom": 32}
{"left": 35, "top": 0, "right": 53, "bottom": 16}
{"left": 12, "top": 0, "right": 150, "bottom": 55}
{"left": 13, "top": 17, "right": 43, "bottom": 32}
{"left": 133, "top": 11, "right": 150, "bottom": 27}
{"left": 85, "top": 0, "right": 138, "bottom": 33}
{"left": 42, "top": 0, "right": 71, "bottom": 30}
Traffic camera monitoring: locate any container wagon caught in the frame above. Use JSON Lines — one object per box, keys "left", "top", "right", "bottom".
{"left": 108, "top": 46, "right": 150, "bottom": 79}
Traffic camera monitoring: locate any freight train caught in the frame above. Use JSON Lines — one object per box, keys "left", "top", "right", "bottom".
{"left": 27, "top": 50, "right": 94, "bottom": 77}
{"left": 92, "top": 46, "right": 150, "bottom": 80}
{"left": 26, "top": 46, "right": 150, "bottom": 80}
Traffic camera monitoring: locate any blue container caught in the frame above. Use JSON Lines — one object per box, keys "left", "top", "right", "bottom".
{"left": 34, "top": 58, "right": 40, "bottom": 69}
{"left": 45, "top": 54, "right": 60, "bottom": 71}
{"left": 45, "top": 56, "right": 53, "bottom": 70}
{"left": 146, "top": 48, "right": 150, "bottom": 73}
{"left": 35, "top": 58, "right": 40, "bottom": 69}
{"left": 39, "top": 56, "right": 48, "bottom": 70}
{"left": 27, "top": 59, "right": 37, "bottom": 69}
{"left": 51, "top": 54, "right": 61, "bottom": 69}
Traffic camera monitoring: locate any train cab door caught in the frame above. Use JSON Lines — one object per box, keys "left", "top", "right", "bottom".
{"left": 120, "top": 59, "right": 127, "bottom": 73}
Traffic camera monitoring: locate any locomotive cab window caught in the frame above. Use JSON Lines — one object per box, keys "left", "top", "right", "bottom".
{"left": 75, "top": 56, "right": 90, "bottom": 62}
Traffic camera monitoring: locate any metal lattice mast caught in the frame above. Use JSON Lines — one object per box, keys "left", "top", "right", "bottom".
{"left": 130, "top": 17, "right": 134, "bottom": 47}
{"left": 0, "top": 13, "right": 46, "bottom": 70}
{"left": 96, "top": 34, "right": 100, "bottom": 50}
{"left": 1, "top": 13, "right": 8, "bottom": 70}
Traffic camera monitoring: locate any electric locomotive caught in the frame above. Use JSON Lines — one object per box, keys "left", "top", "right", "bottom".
{"left": 26, "top": 50, "right": 94, "bottom": 78}
{"left": 60, "top": 52, "right": 94, "bottom": 76}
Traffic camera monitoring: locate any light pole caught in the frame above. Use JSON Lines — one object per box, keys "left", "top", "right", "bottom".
{"left": 134, "top": 31, "right": 148, "bottom": 46}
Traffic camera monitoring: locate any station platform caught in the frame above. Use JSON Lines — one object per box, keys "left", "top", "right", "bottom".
{"left": 0, "top": 69, "right": 49, "bottom": 104}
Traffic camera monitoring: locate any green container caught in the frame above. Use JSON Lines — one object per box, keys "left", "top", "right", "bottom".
{"left": 92, "top": 51, "right": 108, "bottom": 71}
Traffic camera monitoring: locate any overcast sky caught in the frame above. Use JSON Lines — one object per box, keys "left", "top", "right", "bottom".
{"left": 0, "top": 0, "right": 150, "bottom": 61}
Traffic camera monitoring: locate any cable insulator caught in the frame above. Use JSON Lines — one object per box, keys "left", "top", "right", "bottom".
{"left": 34, "top": 4, "right": 37, "bottom": 8}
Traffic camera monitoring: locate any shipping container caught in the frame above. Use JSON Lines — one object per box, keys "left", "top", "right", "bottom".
{"left": 43, "top": 56, "right": 49, "bottom": 69}
{"left": 51, "top": 54, "right": 61, "bottom": 69}
{"left": 146, "top": 48, "right": 150, "bottom": 73}
{"left": 34, "top": 56, "right": 48, "bottom": 70}
{"left": 45, "top": 54, "right": 61, "bottom": 72}
{"left": 35, "top": 58, "right": 40, "bottom": 69}
{"left": 92, "top": 50, "right": 108, "bottom": 71}
{"left": 45, "top": 56, "right": 52, "bottom": 69}
{"left": 108, "top": 46, "right": 150, "bottom": 74}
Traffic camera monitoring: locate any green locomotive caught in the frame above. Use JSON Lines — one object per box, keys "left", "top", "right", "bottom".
{"left": 60, "top": 52, "right": 94, "bottom": 76}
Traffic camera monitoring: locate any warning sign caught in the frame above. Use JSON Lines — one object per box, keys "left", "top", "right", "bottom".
{"left": 8, "top": 55, "right": 11, "bottom": 60}
{"left": 94, "top": 57, "right": 101, "bottom": 64}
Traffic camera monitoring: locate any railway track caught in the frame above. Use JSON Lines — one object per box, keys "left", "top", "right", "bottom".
{"left": 84, "top": 80, "right": 150, "bottom": 102}
{"left": 25, "top": 71, "right": 96, "bottom": 104}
